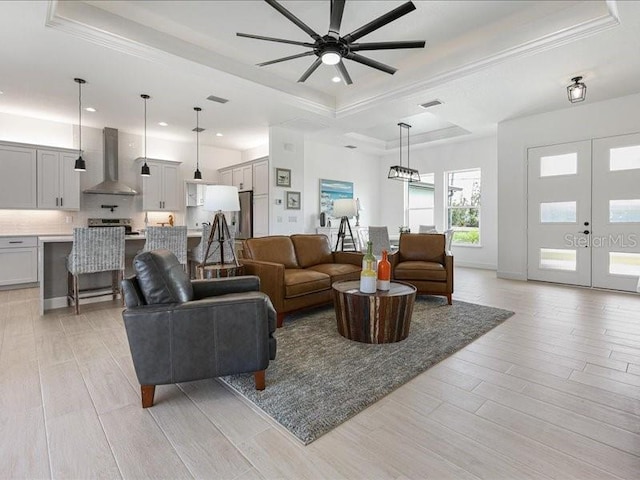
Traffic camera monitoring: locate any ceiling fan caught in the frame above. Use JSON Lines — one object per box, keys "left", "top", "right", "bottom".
{"left": 237, "top": 0, "right": 426, "bottom": 85}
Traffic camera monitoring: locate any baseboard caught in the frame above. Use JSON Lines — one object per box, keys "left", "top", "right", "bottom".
{"left": 497, "top": 271, "right": 527, "bottom": 281}
{"left": 0, "top": 282, "right": 38, "bottom": 291}
{"left": 456, "top": 261, "right": 496, "bottom": 270}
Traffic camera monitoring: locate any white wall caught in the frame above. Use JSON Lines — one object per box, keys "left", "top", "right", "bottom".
{"left": 379, "top": 136, "right": 498, "bottom": 269}
{"left": 303, "top": 141, "right": 381, "bottom": 233}
{"left": 497, "top": 92, "right": 640, "bottom": 280}
{"left": 242, "top": 144, "right": 268, "bottom": 163}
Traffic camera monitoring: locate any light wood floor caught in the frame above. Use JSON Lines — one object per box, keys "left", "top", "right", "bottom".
{"left": 1, "top": 268, "right": 639, "bottom": 479}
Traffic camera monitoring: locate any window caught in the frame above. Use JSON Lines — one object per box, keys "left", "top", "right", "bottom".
{"left": 446, "top": 169, "right": 481, "bottom": 245}
{"left": 407, "top": 173, "right": 434, "bottom": 233}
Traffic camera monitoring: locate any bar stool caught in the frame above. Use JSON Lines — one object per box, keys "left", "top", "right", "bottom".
{"left": 143, "top": 226, "right": 188, "bottom": 267}
{"left": 67, "top": 226, "right": 126, "bottom": 315}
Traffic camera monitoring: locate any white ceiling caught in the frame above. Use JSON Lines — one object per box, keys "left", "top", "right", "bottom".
{"left": 1, "top": 1, "right": 639, "bottom": 153}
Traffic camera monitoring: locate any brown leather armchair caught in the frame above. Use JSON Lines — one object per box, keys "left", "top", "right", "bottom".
{"left": 389, "top": 233, "right": 453, "bottom": 304}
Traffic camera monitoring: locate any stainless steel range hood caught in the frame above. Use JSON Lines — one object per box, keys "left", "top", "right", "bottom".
{"left": 83, "top": 127, "right": 137, "bottom": 195}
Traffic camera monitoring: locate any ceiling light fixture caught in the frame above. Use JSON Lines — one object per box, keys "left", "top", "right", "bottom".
{"left": 158, "top": 121, "right": 168, "bottom": 127}
{"left": 216, "top": 132, "right": 223, "bottom": 137}
{"left": 140, "top": 94, "right": 151, "bottom": 176}
{"left": 567, "top": 76, "right": 587, "bottom": 103}
{"left": 331, "top": 76, "right": 341, "bottom": 83}
{"left": 321, "top": 47, "right": 341, "bottom": 66}
{"left": 388, "top": 122, "right": 420, "bottom": 182}
{"left": 193, "top": 107, "right": 202, "bottom": 181}
{"left": 73, "top": 78, "right": 86, "bottom": 172}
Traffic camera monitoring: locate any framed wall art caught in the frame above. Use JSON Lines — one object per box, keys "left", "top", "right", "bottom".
{"left": 286, "top": 191, "right": 301, "bottom": 209}
{"left": 276, "top": 168, "right": 291, "bottom": 187}
{"left": 319, "top": 178, "right": 353, "bottom": 217}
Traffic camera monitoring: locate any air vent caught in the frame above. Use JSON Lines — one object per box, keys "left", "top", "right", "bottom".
{"left": 192, "top": 127, "right": 205, "bottom": 132}
{"left": 206, "top": 95, "right": 229, "bottom": 104}
{"left": 345, "top": 145, "right": 357, "bottom": 149}
{"left": 419, "top": 99, "right": 443, "bottom": 109}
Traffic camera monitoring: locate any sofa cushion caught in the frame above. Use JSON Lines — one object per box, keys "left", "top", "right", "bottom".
{"left": 243, "top": 236, "right": 299, "bottom": 268}
{"left": 291, "top": 234, "right": 334, "bottom": 268}
{"left": 394, "top": 261, "right": 447, "bottom": 281}
{"left": 308, "top": 263, "right": 361, "bottom": 283}
{"left": 399, "top": 233, "right": 445, "bottom": 264}
{"left": 133, "top": 249, "right": 194, "bottom": 304}
{"left": 284, "top": 269, "right": 331, "bottom": 298}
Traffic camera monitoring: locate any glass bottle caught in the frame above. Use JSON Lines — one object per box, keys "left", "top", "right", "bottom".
{"left": 360, "top": 241, "right": 377, "bottom": 293}
{"left": 377, "top": 250, "right": 391, "bottom": 291}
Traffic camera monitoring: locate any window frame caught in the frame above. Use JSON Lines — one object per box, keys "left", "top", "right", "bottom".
{"left": 445, "top": 168, "right": 482, "bottom": 247}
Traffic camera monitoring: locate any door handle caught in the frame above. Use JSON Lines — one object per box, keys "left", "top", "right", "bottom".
{"left": 56, "top": 197, "right": 59, "bottom": 206}
{"left": 60, "top": 197, "right": 63, "bottom": 207}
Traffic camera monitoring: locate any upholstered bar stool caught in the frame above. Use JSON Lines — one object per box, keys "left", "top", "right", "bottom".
{"left": 143, "top": 226, "right": 188, "bottom": 267}
{"left": 67, "top": 226, "right": 126, "bottom": 315}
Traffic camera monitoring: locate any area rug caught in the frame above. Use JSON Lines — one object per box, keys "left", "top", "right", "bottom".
{"left": 221, "top": 297, "right": 514, "bottom": 444}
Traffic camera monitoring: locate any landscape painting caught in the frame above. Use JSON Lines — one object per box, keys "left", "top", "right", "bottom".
{"left": 320, "top": 179, "right": 353, "bottom": 217}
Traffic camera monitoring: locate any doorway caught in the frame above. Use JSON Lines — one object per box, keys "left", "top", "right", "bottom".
{"left": 527, "top": 133, "right": 640, "bottom": 292}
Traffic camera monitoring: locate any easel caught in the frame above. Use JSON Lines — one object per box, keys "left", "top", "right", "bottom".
{"left": 334, "top": 216, "right": 357, "bottom": 252}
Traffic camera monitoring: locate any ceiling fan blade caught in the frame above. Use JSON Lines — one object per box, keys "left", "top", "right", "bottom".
{"left": 237, "top": 32, "right": 314, "bottom": 48}
{"left": 257, "top": 51, "right": 315, "bottom": 67}
{"left": 264, "top": 0, "right": 322, "bottom": 41}
{"left": 343, "top": 1, "right": 416, "bottom": 43}
{"left": 335, "top": 61, "right": 353, "bottom": 85}
{"left": 329, "top": 0, "right": 346, "bottom": 38}
{"left": 344, "top": 52, "right": 397, "bottom": 75}
{"left": 298, "top": 58, "right": 323, "bottom": 83}
{"left": 350, "top": 40, "right": 425, "bottom": 52}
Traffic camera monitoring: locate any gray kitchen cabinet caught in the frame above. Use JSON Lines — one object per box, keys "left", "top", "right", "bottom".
{"left": 0, "top": 236, "right": 38, "bottom": 286}
{"left": 37, "top": 149, "right": 80, "bottom": 210}
{"left": 0, "top": 144, "right": 37, "bottom": 209}
{"left": 138, "top": 158, "right": 181, "bottom": 211}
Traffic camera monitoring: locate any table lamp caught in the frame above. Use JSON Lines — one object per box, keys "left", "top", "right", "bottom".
{"left": 332, "top": 198, "right": 358, "bottom": 252}
{"left": 202, "top": 185, "right": 241, "bottom": 267}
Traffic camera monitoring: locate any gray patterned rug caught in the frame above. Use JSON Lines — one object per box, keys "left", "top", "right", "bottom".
{"left": 221, "top": 297, "right": 514, "bottom": 444}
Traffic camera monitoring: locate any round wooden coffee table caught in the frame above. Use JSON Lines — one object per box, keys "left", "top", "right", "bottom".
{"left": 332, "top": 280, "right": 417, "bottom": 344}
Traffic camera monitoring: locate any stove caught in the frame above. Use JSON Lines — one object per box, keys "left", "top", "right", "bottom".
{"left": 87, "top": 218, "right": 138, "bottom": 235}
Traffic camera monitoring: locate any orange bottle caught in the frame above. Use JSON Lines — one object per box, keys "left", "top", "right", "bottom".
{"left": 377, "top": 250, "right": 391, "bottom": 291}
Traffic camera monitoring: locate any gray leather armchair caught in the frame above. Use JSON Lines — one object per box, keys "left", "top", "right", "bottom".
{"left": 121, "top": 249, "right": 277, "bottom": 408}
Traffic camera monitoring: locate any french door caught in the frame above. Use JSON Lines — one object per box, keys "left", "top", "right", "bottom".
{"left": 528, "top": 133, "right": 640, "bottom": 292}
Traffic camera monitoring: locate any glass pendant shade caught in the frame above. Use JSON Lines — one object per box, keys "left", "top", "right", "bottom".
{"left": 388, "top": 122, "right": 420, "bottom": 182}
{"left": 140, "top": 94, "right": 151, "bottom": 176}
{"left": 74, "top": 78, "right": 86, "bottom": 172}
{"left": 567, "top": 76, "right": 587, "bottom": 103}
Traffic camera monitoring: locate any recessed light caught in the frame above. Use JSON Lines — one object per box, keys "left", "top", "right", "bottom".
{"left": 216, "top": 132, "right": 223, "bottom": 137}
{"left": 158, "top": 122, "right": 168, "bottom": 127}
{"left": 85, "top": 107, "right": 96, "bottom": 112}
{"left": 331, "top": 76, "right": 341, "bottom": 83}
{"left": 0, "top": 90, "right": 4, "bottom": 95}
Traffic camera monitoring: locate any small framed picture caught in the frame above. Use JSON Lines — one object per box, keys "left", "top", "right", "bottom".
{"left": 276, "top": 168, "right": 291, "bottom": 187}
{"left": 286, "top": 191, "right": 301, "bottom": 209}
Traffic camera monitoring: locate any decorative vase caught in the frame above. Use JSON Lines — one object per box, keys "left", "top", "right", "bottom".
{"left": 360, "top": 241, "right": 377, "bottom": 293}
{"left": 377, "top": 250, "right": 390, "bottom": 291}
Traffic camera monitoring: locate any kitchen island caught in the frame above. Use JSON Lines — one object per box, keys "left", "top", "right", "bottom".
{"left": 39, "top": 233, "right": 201, "bottom": 314}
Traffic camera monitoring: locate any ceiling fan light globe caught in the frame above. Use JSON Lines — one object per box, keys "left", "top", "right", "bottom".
{"left": 321, "top": 51, "right": 341, "bottom": 65}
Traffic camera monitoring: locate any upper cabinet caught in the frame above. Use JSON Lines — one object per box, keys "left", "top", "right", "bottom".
{"left": 37, "top": 149, "right": 80, "bottom": 210}
{"left": 185, "top": 182, "right": 206, "bottom": 207}
{"left": 0, "top": 141, "right": 79, "bottom": 211}
{"left": 0, "top": 144, "right": 37, "bottom": 209}
{"left": 219, "top": 158, "right": 268, "bottom": 193}
{"left": 220, "top": 169, "right": 232, "bottom": 186}
{"left": 253, "top": 159, "right": 268, "bottom": 195}
{"left": 138, "top": 158, "right": 181, "bottom": 211}
{"left": 232, "top": 165, "right": 253, "bottom": 191}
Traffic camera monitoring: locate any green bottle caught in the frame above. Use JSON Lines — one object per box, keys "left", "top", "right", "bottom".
{"left": 360, "top": 241, "right": 377, "bottom": 293}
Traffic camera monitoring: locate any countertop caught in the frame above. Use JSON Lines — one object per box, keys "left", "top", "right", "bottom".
{"left": 39, "top": 232, "right": 202, "bottom": 243}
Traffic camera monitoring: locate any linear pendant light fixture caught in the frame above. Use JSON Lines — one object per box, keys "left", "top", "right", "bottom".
{"left": 140, "top": 94, "right": 151, "bottom": 176}
{"left": 193, "top": 107, "right": 202, "bottom": 181}
{"left": 388, "top": 122, "right": 420, "bottom": 182}
{"left": 73, "top": 78, "right": 87, "bottom": 172}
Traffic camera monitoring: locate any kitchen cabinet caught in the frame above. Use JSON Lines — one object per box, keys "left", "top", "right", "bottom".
{"left": 138, "top": 158, "right": 181, "bottom": 211}
{"left": 253, "top": 194, "right": 269, "bottom": 237}
{"left": 220, "top": 169, "right": 232, "bottom": 186}
{"left": 253, "top": 159, "right": 268, "bottom": 195}
{"left": 0, "top": 236, "right": 38, "bottom": 286}
{"left": 232, "top": 165, "right": 253, "bottom": 191}
{"left": 37, "top": 149, "right": 80, "bottom": 210}
{"left": 0, "top": 144, "right": 37, "bottom": 209}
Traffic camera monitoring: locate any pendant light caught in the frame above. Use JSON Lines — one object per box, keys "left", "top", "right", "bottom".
{"left": 140, "top": 94, "right": 151, "bottom": 176}
{"left": 193, "top": 106, "right": 202, "bottom": 181}
{"left": 567, "top": 76, "right": 587, "bottom": 103}
{"left": 388, "top": 122, "right": 420, "bottom": 182}
{"left": 73, "top": 78, "right": 86, "bottom": 172}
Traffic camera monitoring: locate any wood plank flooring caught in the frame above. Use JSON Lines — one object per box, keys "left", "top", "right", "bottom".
{"left": 1, "top": 268, "right": 639, "bottom": 479}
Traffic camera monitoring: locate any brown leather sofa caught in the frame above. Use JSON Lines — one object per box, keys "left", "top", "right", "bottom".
{"left": 241, "top": 234, "right": 363, "bottom": 327}
{"left": 389, "top": 233, "right": 454, "bottom": 304}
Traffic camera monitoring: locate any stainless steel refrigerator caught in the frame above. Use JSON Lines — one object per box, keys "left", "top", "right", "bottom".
{"left": 235, "top": 190, "right": 253, "bottom": 239}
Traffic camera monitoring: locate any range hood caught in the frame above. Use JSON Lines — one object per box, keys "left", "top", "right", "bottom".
{"left": 83, "top": 127, "right": 137, "bottom": 195}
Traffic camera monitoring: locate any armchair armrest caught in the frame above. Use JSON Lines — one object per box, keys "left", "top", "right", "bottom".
{"left": 388, "top": 251, "right": 400, "bottom": 271}
{"left": 333, "top": 251, "right": 364, "bottom": 266}
{"left": 191, "top": 275, "right": 260, "bottom": 300}
{"left": 239, "top": 259, "right": 286, "bottom": 312}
